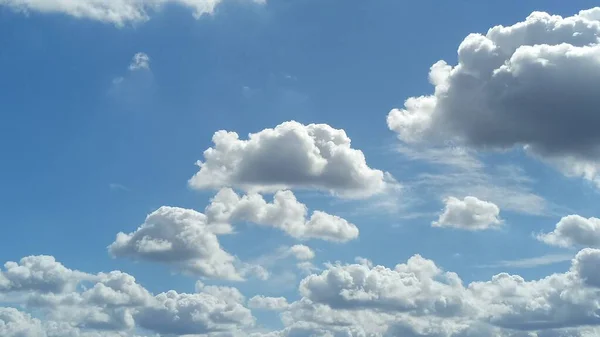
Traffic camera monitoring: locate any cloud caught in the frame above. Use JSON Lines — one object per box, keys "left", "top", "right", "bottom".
{"left": 0, "top": 0, "right": 264, "bottom": 26}
{"left": 537, "top": 215, "right": 600, "bottom": 248}
{"left": 387, "top": 7, "right": 600, "bottom": 186}
{"left": 128, "top": 53, "right": 150, "bottom": 71}
{"left": 248, "top": 295, "right": 289, "bottom": 311}
{"left": 479, "top": 253, "right": 574, "bottom": 269}
{"left": 287, "top": 245, "right": 315, "bottom": 261}
{"left": 265, "top": 248, "right": 600, "bottom": 336}
{"left": 0, "top": 256, "right": 93, "bottom": 294}
{"left": 432, "top": 196, "right": 502, "bottom": 231}
{"left": 189, "top": 121, "right": 393, "bottom": 199}
{"left": 205, "top": 188, "right": 359, "bottom": 242}
{"left": 135, "top": 289, "right": 253, "bottom": 335}
{"left": 108, "top": 206, "right": 245, "bottom": 281}
{"left": 0, "top": 256, "right": 254, "bottom": 336}
{"left": 0, "top": 307, "right": 45, "bottom": 337}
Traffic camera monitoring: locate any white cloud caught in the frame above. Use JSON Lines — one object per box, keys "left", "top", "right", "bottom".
{"left": 537, "top": 215, "right": 600, "bottom": 248}
{"left": 248, "top": 295, "right": 289, "bottom": 311}
{"left": 0, "top": 307, "right": 44, "bottom": 337}
{"left": 0, "top": 0, "right": 264, "bottom": 26}
{"left": 206, "top": 188, "right": 359, "bottom": 242}
{"left": 135, "top": 289, "right": 254, "bottom": 335}
{"left": 269, "top": 248, "right": 600, "bottom": 336}
{"left": 189, "top": 121, "right": 393, "bottom": 199}
{"left": 128, "top": 53, "right": 150, "bottom": 71}
{"left": 479, "top": 253, "right": 574, "bottom": 269}
{"left": 387, "top": 7, "right": 600, "bottom": 186}
{"left": 0, "top": 256, "right": 93, "bottom": 294}
{"left": 108, "top": 206, "right": 244, "bottom": 281}
{"left": 0, "top": 256, "right": 254, "bottom": 337}
{"left": 432, "top": 196, "right": 502, "bottom": 231}
{"left": 288, "top": 245, "right": 315, "bottom": 261}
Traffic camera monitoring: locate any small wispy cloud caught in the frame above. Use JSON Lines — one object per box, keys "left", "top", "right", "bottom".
{"left": 479, "top": 253, "right": 574, "bottom": 269}
{"left": 109, "top": 183, "right": 130, "bottom": 192}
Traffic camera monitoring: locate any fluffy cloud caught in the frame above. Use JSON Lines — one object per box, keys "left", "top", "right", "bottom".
{"left": 189, "top": 121, "right": 392, "bottom": 198}
{"left": 0, "top": 307, "right": 44, "bottom": 337}
{"left": 432, "top": 196, "right": 502, "bottom": 230}
{"left": 0, "top": 256, "right": 93, "bottom": 294}
{"left": 0, "top": 0, "right": 264, "bottom": 26}
{"left": 248, "top": 295, "right": 289, "bottom": 311}
{"left": 205, "top": 188, "right": 359, "bottom": 242}
{"left": 299, "top": 255, "right": 469, "bottom": 317}
{"left": 135, "top": 289, "right": 254, "bottom": 335}
{"left": 288, "top": 245, "right": 315, "bottom": 261}
{"left": 108, "top": 206, "right": 244, "bottom": 280}
{"left": 267, "top": 248, "right": 600, "bottom": 336}
{"left": 0, "top": 256, "right": 254, "bottom": 337}
{"left": 387, "top": 8, "right": 600, "bottom": 185}
{"left": 537, "top": 215, "right": 600, "bottom": 248}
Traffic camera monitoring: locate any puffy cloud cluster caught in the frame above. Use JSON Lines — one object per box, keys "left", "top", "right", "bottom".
{"left": 248, "top": 295, "right": 289, "bottom": 311}
{"left": 387, "top": 7, "right": 600, "bottom": 185}
{"left": 432, "top": 196, "right": 502, "bottom": 230}
{"left": 108, "top": 206, "right": 244, "bottom": 280}
{"left": 0, "top": 255, "right": 254, "bottom": 337}
{"left": 189, "top": 121, "right": 392, "bottom": 198}
{"left": 538, "top": 215, "right": 600, "bottom": 248}
{"left": 206, "top": 188, "right": 359, "bottom": 242}
{"left": 0, "top": 0, "right": 265, "bottom": 26}
{"left": 108, "top": 190, "right": 354, "bottom": 279}
{"left": 264, "top": 248, "right": 600, "bottom": 337}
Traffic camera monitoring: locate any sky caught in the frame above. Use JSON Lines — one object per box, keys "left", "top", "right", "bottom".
{"left": 3, "top": 0, "right": 600, "bottom": 336}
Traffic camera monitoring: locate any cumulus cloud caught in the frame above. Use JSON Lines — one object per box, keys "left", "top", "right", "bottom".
{"left": 0, "top": 256, "right": 93, "bottom": 294}
{"left": 0, "top": 307, "right": 44, "bottom": 337}
{"left": 0, "top": 0, "right": 264, "bottom": 26}
{"left": 432, "top": 196, "right": 502, "bottom": 230}
{"left": 387, "top": 8, "right": 600, "bottom": 185}
{"left": 205, "top": 188, "right": 359, "bottom": 242}
{"left": 0, "top": 256, "right": 254, "bottom": 337}
{"left": 270, "top": 248, "right": 600, "bottom": 336}
{"left": 287, "top": 245, "right": 315, "bottom": 261}
{"left": 248, "top": 295, "right": 289, "bottom": 311}
{"left": 537, "top": 215, "right": 600, "bottom": 248}
{"left": 108, "top": 206, "right": 244, "bottom": 280}
{"left": 189, "top": 121, "right": 392, "bottom": 199}
{"left": 135, "top": 289, "right": 253, "bottom": 335}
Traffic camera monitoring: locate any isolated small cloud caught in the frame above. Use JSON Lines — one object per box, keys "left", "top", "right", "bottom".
{"left": 432, "top": 196, "right": 502, "bottom": 230}
{"left": 288, "top": 245, "right": 315, "bottom": 261}
{"left": 537, "top": 214, "right": 600, "bottom": 248}
{"left": 128, "top": 52, "right": 150, "bottom": 71}
{"left": 189, "top": 121, "right": 393, "bottom": 199}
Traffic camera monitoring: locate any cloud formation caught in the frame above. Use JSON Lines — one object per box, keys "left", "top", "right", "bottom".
{"left": 387, "top": 8, "right": 600, "bottom": 185}
{"left": 0, "top": 256, "right": 255, "bottom": 337}
{"left": 108, "top": 206, "right": 245, "bottom": 281}
{"left": 432, "top": 196, "right": 502, "bottom": 230}
{"left": 189, "top": 121, "right": 392, "bottom": 199}
{"left": 206, "top": 188, "right": 359, "bottom": 242}
{"left": 537, "top": 214, "right": 600, "bottom": 248}
{"left": 0, "top": 0, "right": 264, "bottom": 26}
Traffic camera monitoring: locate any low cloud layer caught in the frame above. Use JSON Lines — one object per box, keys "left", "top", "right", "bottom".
{"left": 189, "top": 121, "right": 393, "bottom": 198}
{"left": 387, "top": 8, "right": 600, "bottom": 185}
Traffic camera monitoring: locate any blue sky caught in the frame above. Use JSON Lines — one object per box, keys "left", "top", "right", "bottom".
{"left": 3, "top": 1, "right": 600, "bottom": 336}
